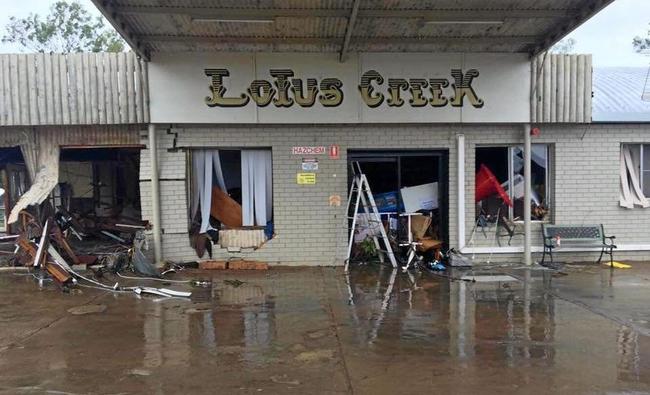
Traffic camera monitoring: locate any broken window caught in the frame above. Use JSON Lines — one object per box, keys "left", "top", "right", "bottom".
{"left": 475, "top": 144, "right": 550, "bottom": 222}
{"left": 189, "top": 149, "right": 273, "bottom": 258}
{"left": 57, "top": 148, "right": 142, "bottom": 218}
{"left": 620, "top": 144, "right": 650, "bottom": 208}
{"left": 53, "top": 148, "right": 144, "bottom": 245}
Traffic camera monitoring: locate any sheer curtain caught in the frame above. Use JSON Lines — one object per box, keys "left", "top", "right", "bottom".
{"left": 241, "top": 150, "right": 273, "bottom": 226}
{"left": 620, "top": 144, "right": 650, "bottom": 208}
{"left": 191, "top": 150, "right": 227, "bottom": 233}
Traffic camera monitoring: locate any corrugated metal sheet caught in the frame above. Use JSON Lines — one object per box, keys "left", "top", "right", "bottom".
{"left": 0, "top": 52, "right": 149, "bottom": 127}
{"left": 95, "top": 0, "right": 611, "bottom": 56}
{"left": 0, "top": 125, "right": 143, "bottom": 149}
{"left": 592, "top": 67, "right": 650, "bottom": 122}
{"left": 532, "top": 54, "right": 592, "bottom": 123}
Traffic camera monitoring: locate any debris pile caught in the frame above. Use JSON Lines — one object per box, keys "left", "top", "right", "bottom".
{"left": 9, "top": 209, "right": 193, "bottom": 298}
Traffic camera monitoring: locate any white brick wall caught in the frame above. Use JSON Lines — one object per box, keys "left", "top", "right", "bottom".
{"left": 139, "top": 123, "right": 650, "bottom": 265}
{"left": 463, "top": 123, "right": 650, "bottom": 262}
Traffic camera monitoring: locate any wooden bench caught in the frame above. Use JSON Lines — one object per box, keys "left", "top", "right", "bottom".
{"left": 541, "top": 224, "right": 617, "bottom": 266}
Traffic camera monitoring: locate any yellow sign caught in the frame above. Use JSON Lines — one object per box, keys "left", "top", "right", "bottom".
{"left": 297, "top": 173, "right": 316, "bottom": 185}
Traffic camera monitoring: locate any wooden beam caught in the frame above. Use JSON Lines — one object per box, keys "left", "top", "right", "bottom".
{"left": 339, "top": 0, "right": 361, "bottom": 62}
{"left": 530, "top": 0, "right": 616, "bottom": 56}
{"left": 91, "top": 0, "right": 150, "bottom": 61}
{"left": 113, "top": 5, "right": 577, "bottom": 20}
{"left": 139, "top": 35, "right": 542, "bottom": 46}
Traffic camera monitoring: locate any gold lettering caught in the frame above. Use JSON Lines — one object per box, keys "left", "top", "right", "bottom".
{"left": 291, "top": 78, "right": 319, "bottom": 107}
{"left": 358, "top": 70, "right": 384, "bottom": 108}
{"left": 319, "top": 78, "right": 344, "bottom": 107}
{"left": 248, "top": 80, "right": 276, "bottom": 107}
{"left": 450, "top": 69, "right": 484, "bottom": 108}
{"left": 270, "top": 69, "right": 294, "bottom": 107}
{"left": 429, "top": 78, "right": 449, "bottom": 107}
{"left": 204, "top": 69, "right": 249, "bottom": 107}
{"left": 387, "top": 78, "right": 409, "bottom": 107}
{"left": 408, "top": 78, "right": 428, "bottom": 107}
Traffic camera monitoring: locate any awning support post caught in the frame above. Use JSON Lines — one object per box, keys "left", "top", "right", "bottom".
{"left": 148, "top": 124, "right": 163, "bottom": 265}
{"left": 523, "top": 123, "right": 532, "bottom": 266}
{"left": 457, "top": 134, "right": 466, "bottom": 250}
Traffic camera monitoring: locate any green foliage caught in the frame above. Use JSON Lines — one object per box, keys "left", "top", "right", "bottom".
{"left": 550, "top": 38, "right": 576, "bottom": 54}
{"left": 633, "top": 25, "right": 650, "bottom": 53}
{"left": 359, "top": 237, "right": 377, "bottom": 257}
{"left": 2, "top": 1, "right": 125, "bottom": 53}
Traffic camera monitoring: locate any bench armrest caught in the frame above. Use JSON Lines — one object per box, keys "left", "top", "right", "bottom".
{"left": 604, "top": 235, "right": 617, "bottom": 247}
{"left": 543, "top": 236, "right": 555, "bottom": 247}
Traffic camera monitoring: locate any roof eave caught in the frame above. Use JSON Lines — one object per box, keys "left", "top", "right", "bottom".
{"left": 530, "top": 0, "right": 616, "bottom": 56}
{"left": 91, "top": 0, "right": 151, "bottom": 61}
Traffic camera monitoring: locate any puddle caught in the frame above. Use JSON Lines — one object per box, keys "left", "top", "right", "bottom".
{"left": 460, "top": 274, "right": 520, "bottom": 282}
{"left": 2, "top": 266, "right": 650, "bottom": 393}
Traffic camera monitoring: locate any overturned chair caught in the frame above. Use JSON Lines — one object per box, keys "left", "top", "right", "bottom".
{"left": 541, "top": 224, "right": 617, "bottom": 266}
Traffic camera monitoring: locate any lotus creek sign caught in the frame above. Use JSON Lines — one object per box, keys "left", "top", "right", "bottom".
{"left": 148, "top": 53, "right": 530, "bottom": 124}
{"left": 204, "top": 68, "right": 484, "bottom": 109}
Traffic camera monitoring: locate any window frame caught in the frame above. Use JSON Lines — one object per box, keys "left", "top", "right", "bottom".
{"left": 187, "top": 147, "right": 274, "bottom": 230}
{"left": 639, "top": 144, "right": 650, "bottom": 197}
{"left": 475, "top": 143, "right": 552, "bottom": 223}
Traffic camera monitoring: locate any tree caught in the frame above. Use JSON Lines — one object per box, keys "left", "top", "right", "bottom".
{"left": 2, "top": 1, "right": 124, "bottom": 53}
{"left": 633, "top": 25, "right": 650, "bottom": 53}
{"left": 550, "top": 38, "right": 576, "bottom": 54}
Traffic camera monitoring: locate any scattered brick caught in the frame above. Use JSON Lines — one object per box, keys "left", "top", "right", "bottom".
{"left": 228, "top": 260, "right": 269, "bottom": 270}
{"left": 198, "top": 260, "right": 228, "bottom": 270}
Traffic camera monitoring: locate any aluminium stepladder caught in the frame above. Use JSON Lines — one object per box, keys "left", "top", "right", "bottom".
{"left": 345, "top": 161, "right": 398, "bottom": 272}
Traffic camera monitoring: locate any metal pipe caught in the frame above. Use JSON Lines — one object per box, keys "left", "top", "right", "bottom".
{"left": 523, "top": 123, "right": 532, "bottom": 265}
{"left": 148, "top": 124, "right": 163, "bottom": 265}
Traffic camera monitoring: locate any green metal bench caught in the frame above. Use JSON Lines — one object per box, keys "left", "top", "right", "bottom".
{"left": 541, "top": 224, "right": 616, "bottom": 266}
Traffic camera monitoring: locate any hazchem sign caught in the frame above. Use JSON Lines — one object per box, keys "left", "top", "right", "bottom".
{"left": 292, "top": 146, "right": 325, "bottom": 155}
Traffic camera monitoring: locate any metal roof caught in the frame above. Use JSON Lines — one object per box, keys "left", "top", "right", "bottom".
{"left": 593, "top": 67, "right": 650, "bottom": 123}
{"left": 92, "top": 0, "right": 615, "bottom": 61}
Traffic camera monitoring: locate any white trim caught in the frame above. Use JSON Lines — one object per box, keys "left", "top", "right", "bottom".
{"left": 523, "top": 123, "right": 532, "bottom": 265}
{"left": 462, "top": 244, "right": 650, "bottom": 254}
{"left": 457, "top": 134, "right": 466, "bottom": 249}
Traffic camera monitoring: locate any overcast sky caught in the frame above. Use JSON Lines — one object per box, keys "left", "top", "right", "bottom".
{"left": 0, "top": 0, "right": 649, "bottom": 68}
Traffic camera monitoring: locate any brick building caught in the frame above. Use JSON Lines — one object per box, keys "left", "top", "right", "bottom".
{"left": 4, "top": 0, "right": 647, "bottom": 266}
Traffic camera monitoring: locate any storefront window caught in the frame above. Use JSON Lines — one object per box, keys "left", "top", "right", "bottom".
{"left": 475, "top": 144, "right": 550, "bottom": 222}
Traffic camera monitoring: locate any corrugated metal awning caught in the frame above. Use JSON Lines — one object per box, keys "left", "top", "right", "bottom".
{"left": 91, "top": 0, "right": 615, "bottom": 61}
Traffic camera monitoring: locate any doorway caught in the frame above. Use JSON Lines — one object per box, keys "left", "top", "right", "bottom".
{"left": 347, "top": 150, "right": 449, "bottom": 257}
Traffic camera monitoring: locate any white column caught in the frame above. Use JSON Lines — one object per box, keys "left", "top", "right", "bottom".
{"left": 457, "top": 134, "right": 466, "bottom": 250}
{"left": 148, "top": 124, "right": 163, "bottom": 265}
{"left": 523, "top": 124, "right": 532, "bottom": 265}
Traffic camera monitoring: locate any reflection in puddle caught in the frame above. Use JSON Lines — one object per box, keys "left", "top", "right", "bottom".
{"left": 344, "top": 266, "right": 644, "bottom": 380}
{"left": 133, "top": 266, "right": 650, "bottom": 389}
{"left": 142, "top": 279, "right": 277, "bottom": 369}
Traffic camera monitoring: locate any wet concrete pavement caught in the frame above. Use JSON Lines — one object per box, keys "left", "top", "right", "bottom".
{"left": 1, "top": 264, "right": 650, "bottom": 394}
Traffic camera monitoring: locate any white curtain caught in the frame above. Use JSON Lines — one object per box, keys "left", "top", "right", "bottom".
{"left": 620, "top": 144, "right": 650, "bottom": 209}
{"left": 191, "top": 150, "right": 227, "bottom": 233}
{"left": 241, "top": 150, "right": 273, "bottom": 226}
{"left": 8, "top": 145, "right": 60, "bottom": 224}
